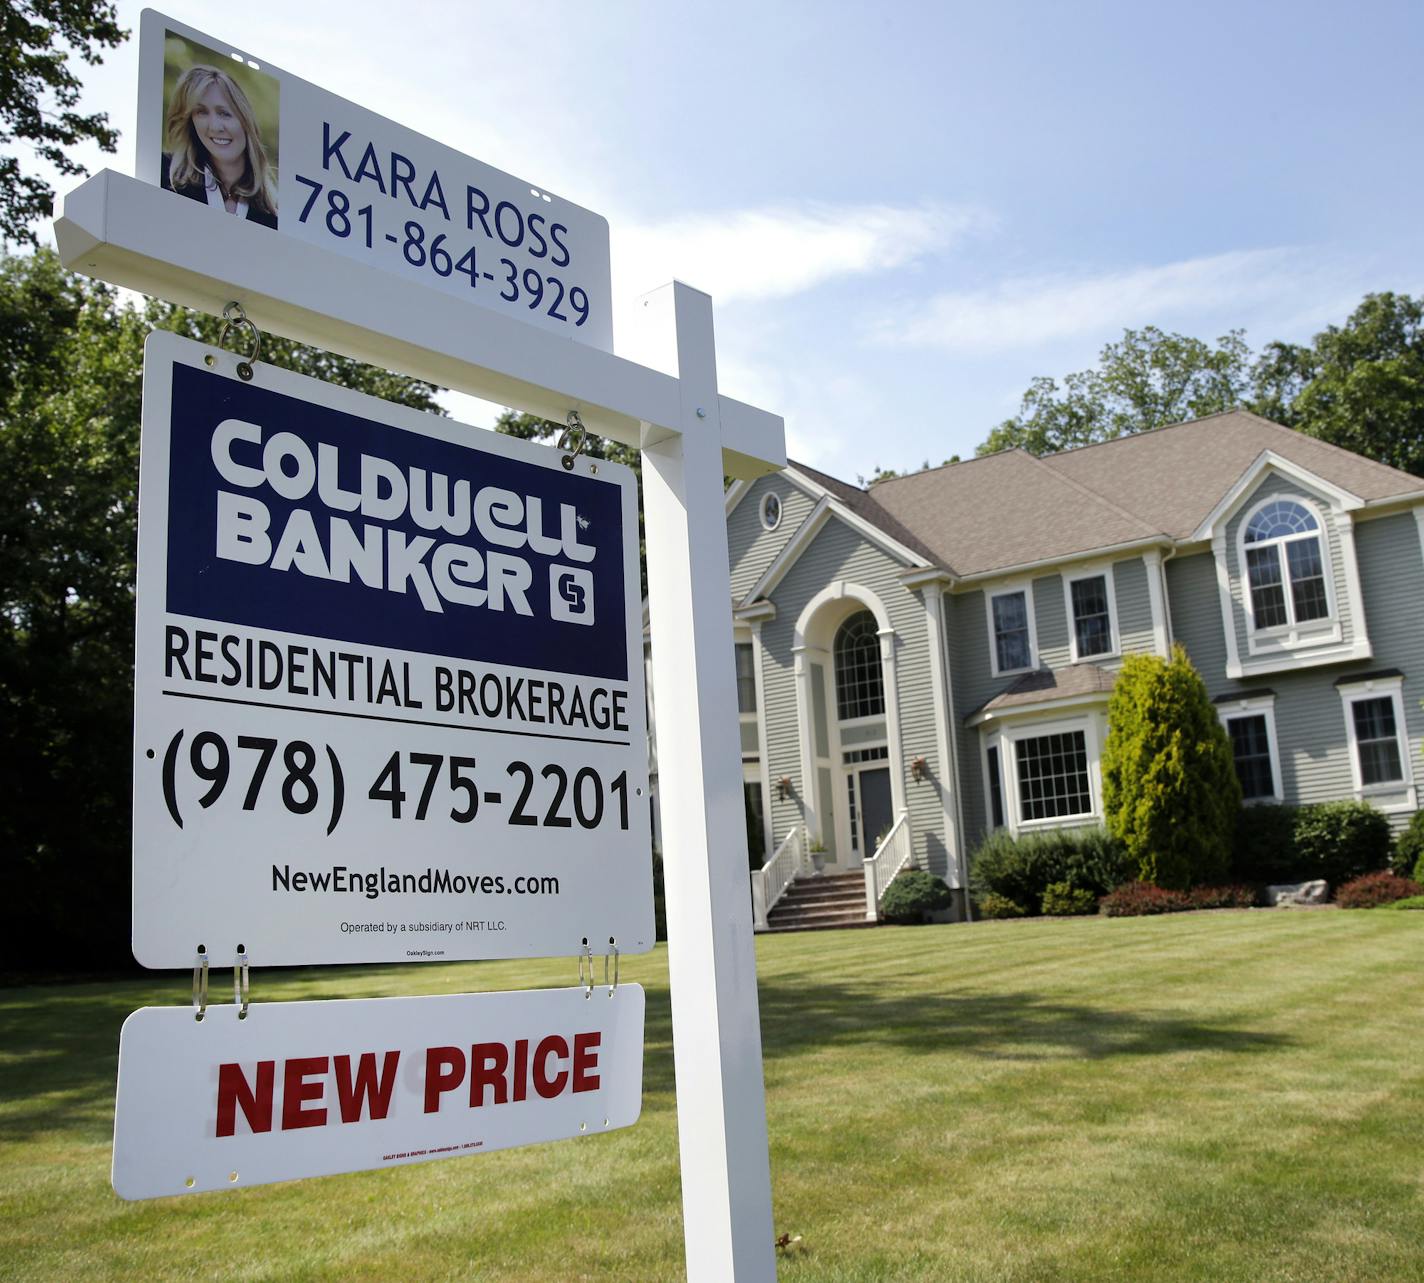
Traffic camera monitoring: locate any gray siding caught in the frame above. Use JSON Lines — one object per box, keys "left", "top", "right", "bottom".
{"left": 946, "top": 589, "right": 995, "bottom": 853}
{"left": 727, "top": 475, "right": 818, "bottom": 603}
{"left": 1174, "top": 511, "right": 1423, "bottom": 824}
{"left": 758, "top": 515, "right": 944, "bottom": 874}
{"left": 1033, "top": 575, "right": 1069, "bottom": 669}
{"left": 1114, "top": 557, "right": 1158, "bottom": 656}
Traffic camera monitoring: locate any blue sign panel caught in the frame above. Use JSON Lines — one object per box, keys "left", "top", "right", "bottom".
{"left": 163, "top": 362, "right": 627, "bottom": 681}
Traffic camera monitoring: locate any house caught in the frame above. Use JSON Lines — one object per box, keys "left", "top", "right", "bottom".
{"left": 706, "top": 410, "right": 1424, "bottom": 926}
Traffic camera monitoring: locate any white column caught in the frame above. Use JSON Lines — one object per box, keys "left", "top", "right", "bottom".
{"left": 878, "top": 627, "right": 907, "bottom": 842}
{"left": 640, "top": 283, "right": 777, "bottom": 1283}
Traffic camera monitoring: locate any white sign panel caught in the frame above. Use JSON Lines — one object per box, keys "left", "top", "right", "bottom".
{"left": 133, "top": 332, "right": 651, "bottom": 968}
{"left": 113, "top": 985, "right": 644, "bottom": 1200}
{"left": 135, "top": 10, "right": 613, "bottom": 351}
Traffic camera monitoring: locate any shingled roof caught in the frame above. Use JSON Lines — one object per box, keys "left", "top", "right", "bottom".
{"left": 782, "top": 411, "right": 1424, "bottom": 581}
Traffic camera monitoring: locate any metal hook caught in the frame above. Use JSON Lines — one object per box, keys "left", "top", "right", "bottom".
{"left": 233, "top": 946, "right": 250, "bottom": 1019}
{"left": 218, "top": 301, "right": 262, "bottom": 380}
{"left": 604, "top": 938, "right": 619, "bottom": 997}
{"left": 192, "top": 945, "right": 209, "bottom": 1022}
{"left": 578, "top": 937, "right": 594, "bottom": 999}
{"left": 558, "top": 409, "right": 587, "bottom": 471}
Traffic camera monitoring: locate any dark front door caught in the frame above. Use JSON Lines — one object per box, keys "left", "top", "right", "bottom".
{"left": 858, "top": 767, "right": 893, "bottom": 855}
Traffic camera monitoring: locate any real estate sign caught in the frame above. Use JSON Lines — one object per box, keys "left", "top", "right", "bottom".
{"left": 133, "top": 332, "right": 652, "bottom": 968}
{"left": 136, "top": 11, "right": 613, "bottom": 351}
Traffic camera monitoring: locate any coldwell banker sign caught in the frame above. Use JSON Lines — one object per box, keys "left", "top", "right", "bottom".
{"left": 133, "top": 332, "right": 651, "bottom": 967}
{"left": 135, "top": 10, "right": 613, "bottom": 351}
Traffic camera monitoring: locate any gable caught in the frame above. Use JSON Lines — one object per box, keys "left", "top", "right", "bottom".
{"left": 728, "top": 472, "right": 819, "bottom": 602}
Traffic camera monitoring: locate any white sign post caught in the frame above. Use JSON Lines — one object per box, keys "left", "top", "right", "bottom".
{"left": 58, "top": 11, "right": 784, "bottom": 1277}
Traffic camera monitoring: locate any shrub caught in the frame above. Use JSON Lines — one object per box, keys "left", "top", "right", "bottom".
{"left": 1102, "top": 647, "right": 1240, "bottom": 889}
{"left": 1393, "top": 809, "right": 1424, "bottom": 877}
{"left": 970, "top": 827, "right": 1131, "bottom": 914}
{"left": 1042, "top": 881, "right": 1098, "bottom": 916}
{"left": 1384, "top": 895, "right": 1424, "bottom": 911}
{"left": 880, "top": 869, "right": 953, "bottom": 924}
{"left": 1231, "top": 804, "right": 1300, "bottom": 884}
{"left": 975, "top": 892, "right": 1028, "bottom": 920}
{"left": 1292, "top": 801, "right": 1393, "bottom": 886}
{"left": 1335, "top": 870, "right": 1422, "bottom": 909}
{"left": 1099, "top": 882, "right": 1192, "bottom": 917}
{"left": 1186, "top": 884, "right": 1258, "bottom": 910}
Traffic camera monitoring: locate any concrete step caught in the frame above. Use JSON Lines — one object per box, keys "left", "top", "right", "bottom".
{"left": 766, "top": 903, "right": 872, "bottom": 929}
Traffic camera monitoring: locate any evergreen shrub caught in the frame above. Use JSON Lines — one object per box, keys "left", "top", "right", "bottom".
{"left": 1101, "top": 647, "right": 1240, "bottom": 889}
{"left": 880, "top": 869, "right": 953, "bottom": 924}
{"left": 1292, "top": 801, "right": 1392, "bottom": 886}
{"left": 1384, "top": 895, "right": 1424, "bottom": 910}
{"left": 1335, "top": 870, "right": 1422, "bottom": 909}
{"left": 1041, "top": 882, "right": 1098, "bottom": 916}
{"left": 975, "top": 892, "right": 1027, "bottom": 920}
{"left": 1231, "top": 804, "right": 1300, "bottom": 884}
{"left": 970, "top": 827, "right": 1131, "bottom": 915}
{"left": 1392, "top": 809, "right": 1424, "bottom": 878}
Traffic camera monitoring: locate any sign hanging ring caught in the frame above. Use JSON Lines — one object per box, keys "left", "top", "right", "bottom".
{"left": 218, "top": 301, "right": 263, "bottom": 381}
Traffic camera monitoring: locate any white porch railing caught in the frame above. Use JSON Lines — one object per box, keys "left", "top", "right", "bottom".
{"left": 862, "top": 813, "right": 912, "bottom": 921}
{"left": 751, "top": 827, "right": 807, "bottom": 930}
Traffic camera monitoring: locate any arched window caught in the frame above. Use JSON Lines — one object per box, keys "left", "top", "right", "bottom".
{"left": 1243, "top": 499, "right": 1330, "bottom": 629}
{"left": 833, "top": 611, "right": 884, "bottom": 720}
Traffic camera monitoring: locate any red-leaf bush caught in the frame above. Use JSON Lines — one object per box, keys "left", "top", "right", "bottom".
{"left": 1187, "top": 884, "right": 1258, "bottom": 910}
{"left": 1100, "top": 883, "right": 1192, "bottom": 917}
{"left": 1335, "top": 871, "right": 1423, "bottom": 909}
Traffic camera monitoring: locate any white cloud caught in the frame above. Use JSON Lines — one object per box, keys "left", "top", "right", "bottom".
{"left": 871, "top": 247, "right": 1327, "bottom": 352}
{"left": 611, "top": 202, "right": 985, "bottom": 308}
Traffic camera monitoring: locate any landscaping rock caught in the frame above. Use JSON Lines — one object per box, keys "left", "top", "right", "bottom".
{"left": 1265, "top": 879, "right": 1328, "bottom": 906}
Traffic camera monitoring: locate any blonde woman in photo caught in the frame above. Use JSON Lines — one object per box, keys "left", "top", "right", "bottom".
{"left": 162, "top": 65, "right": 278, "bottom": 229}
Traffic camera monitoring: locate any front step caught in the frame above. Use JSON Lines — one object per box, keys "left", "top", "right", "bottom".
{"left": 764, "top": 871, "right": 878, "bottom": 933}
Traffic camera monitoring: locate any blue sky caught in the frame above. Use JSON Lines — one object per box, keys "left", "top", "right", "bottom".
{"left": 36, "top": 0, "right": 1424, "bottom": 481}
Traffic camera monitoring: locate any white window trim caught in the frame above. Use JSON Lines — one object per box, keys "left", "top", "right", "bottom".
{"left": 1236, "top": 493, "right": 1342, "bottom": 657}
{"left": 1338, "top": 675, "right": 1417, "bottom": 812}
{"left": 1216, "top": 694, "right": 1283, "bottom": 805}
{"left": 986, "top": 581, "right": 1039, "bottom": 678}
{"left": 985, "top": 713, "right": 1103, "bottom": 835}
{"left": 1063, "top": 562, "right": 1121, "bottom": 664}
{"left": 759, "top": 490, "right": 783, "bottom": 531}
{"left": 982, "top": 741, "right": 1006, "bottom": 831}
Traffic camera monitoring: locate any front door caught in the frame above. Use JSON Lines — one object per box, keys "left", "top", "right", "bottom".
{"left": 856, "top": 766, "right": 893, "bottom": 858}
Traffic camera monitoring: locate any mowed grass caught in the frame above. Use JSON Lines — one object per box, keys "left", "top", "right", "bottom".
{"left": 2, "top": 910, "right": 1422, "bottom": 1282}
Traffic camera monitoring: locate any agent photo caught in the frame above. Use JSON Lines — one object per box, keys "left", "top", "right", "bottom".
{"left": 161, "top": 36, "right": 279, "bottom": 230}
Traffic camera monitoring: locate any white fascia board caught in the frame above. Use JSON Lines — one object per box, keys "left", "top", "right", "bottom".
{"left": 1189, "top": 450, "right": 1364, "bottom": 543}
{"left": 734, "top": 599, "right": 777, "bottom": 623}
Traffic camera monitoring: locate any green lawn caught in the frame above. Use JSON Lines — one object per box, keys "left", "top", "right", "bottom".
{"left": 2, "top": 911, "right": 1422, "bottom": 1282}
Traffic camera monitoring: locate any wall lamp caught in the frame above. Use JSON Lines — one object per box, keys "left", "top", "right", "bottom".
{"left": 910, "top": 756, "right": 928, "bottom": 783}
{"left": 777, "top": 776, "right": 793, "bottom": 801}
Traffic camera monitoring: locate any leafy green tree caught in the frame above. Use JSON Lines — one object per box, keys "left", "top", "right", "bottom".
{"left": 0, "top": 250, "right": 440, "bottom": 969}
{"left": 1, "top": 2, "right": 126, "bottom": 246}
{"left": 495, "top": 410, "right": 647, "bottom": 594}
{"left": 1272, "top": 293, "right": 1424, "bottom": 479}
{"left": 1100, "top": 646, "right": 1240, "bottom": 890}
{"left": 979, "top": 327, "right": 1253, "bottom": 456}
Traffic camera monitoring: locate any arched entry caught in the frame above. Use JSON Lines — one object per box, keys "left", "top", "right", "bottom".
{"left": 792, "top": 582, "right": 905, "bottom": 871}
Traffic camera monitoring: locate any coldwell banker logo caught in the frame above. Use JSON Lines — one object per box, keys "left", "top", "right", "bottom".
{"left": 210, "top": 417, "right": 598, "bottom": 627}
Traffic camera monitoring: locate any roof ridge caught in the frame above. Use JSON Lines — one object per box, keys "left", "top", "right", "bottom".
{"left": 1039, "top": 407, "right": 1249, "bottom": 463}
{"left": 869, "top": 447, "right": 1035, "bottom": 489}
{"left": 1016, "top": 448, "right": 1165, "bottom": 537}
{"left": 1229, "top": 410, "right": 1424, "bottom": 484}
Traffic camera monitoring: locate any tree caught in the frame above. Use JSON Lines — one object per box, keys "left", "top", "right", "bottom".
{"left": 0, "top": 250, "right": 441, "bottom": 970}
{"left": 1276, "top": 293, "right": 1424, "bottom": 479}
{"left": 979, "top": 327, "right": 1253, "bottom": 456}
{"left": 0, "top": 2, "right": 126, "bottom": 247}
{"left": 1100, "top": 646, "right": 1240, "bottom": 890}
{"left": 495, "top": 410, "right": 647, "bottom": 594}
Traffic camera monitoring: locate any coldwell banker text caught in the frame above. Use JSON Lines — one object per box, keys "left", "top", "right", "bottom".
{"left": 212, "top": 418, "right": 598, "bottom": 624}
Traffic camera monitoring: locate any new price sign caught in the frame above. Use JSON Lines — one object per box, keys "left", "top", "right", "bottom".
{"left": 135, "top": 10, "right": 613, "bottom": 351}
{"left": 113, "top": 985, "right": 645, "bottom": 1199}
{"left": 133, "top": 332, "right": 652, "bottom": 968}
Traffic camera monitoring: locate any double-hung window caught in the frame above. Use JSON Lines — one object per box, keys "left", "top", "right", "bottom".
{"left": 1242, "top": 499, "right": 1331, "bottom": 632}
{"left": 1217, "top": 696, "right": 1282, "bottom": 804}
{"left": 989, "top": 587, "right": 1035, "bottom": 675}
{"left": 1338, "top": 675, "right": 1415, "bottom": 810}
{"left": 734, "top": 642, "right": 757, "bottom": 715}
{"left": 1065, "top": 568, "right": 1118, "bottom": 661}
